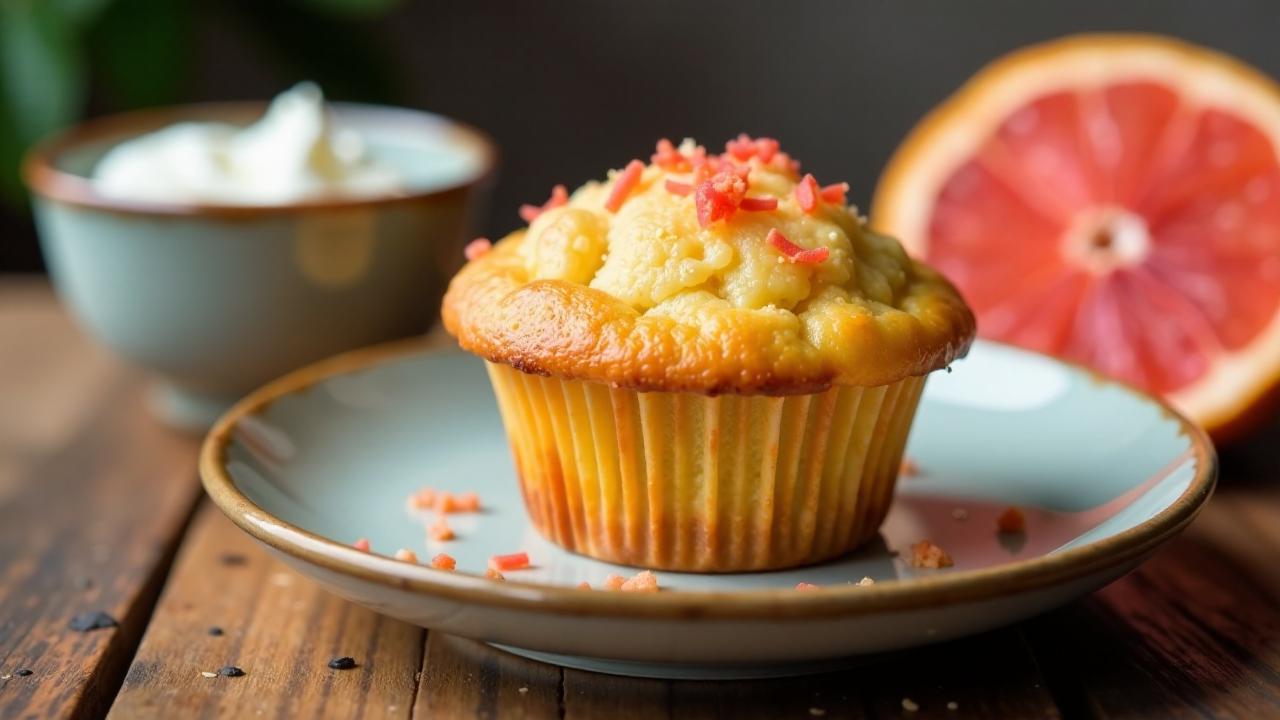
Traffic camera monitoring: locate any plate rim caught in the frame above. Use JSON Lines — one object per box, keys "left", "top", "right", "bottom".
{"left": 200, "top": 338, "right": 1217, "bottom": 620}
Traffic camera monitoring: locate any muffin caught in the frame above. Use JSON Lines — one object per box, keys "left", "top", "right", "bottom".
{"left": 443, "top": 136, "right": 974, "bottom": 571}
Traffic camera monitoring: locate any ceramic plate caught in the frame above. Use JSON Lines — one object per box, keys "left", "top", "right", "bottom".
{"left": 201, "top": 340, "right": 1216, "bottom": 679}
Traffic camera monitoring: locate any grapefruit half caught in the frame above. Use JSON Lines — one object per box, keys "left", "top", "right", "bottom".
{"left": 873, "top": 34, "right": 1280, "bottom": 437}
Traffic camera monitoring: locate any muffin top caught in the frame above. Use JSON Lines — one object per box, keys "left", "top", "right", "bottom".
{"left": 443, "top": 136, "right": 974, "bottom": 394}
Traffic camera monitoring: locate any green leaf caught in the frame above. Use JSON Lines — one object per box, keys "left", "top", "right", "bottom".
{"left": 0, "top": 1, "right": 87, "bottom": 207}
{"left": 87, "top": 0, "right": 190, "bottom": 109}
{"left": 289, "top": 0, "right": 403, "bottom": 18}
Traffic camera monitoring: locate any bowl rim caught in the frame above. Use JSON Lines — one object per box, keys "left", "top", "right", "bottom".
{"left": 21, "top": 100, "right": 498, "bottom": 218}
{"left": 200, "top": 338, "right": 1218, "bottom": 621}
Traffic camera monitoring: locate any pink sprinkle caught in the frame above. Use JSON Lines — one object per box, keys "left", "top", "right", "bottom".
{"left": 819, "top": 182, "right": 849, "bottom": 205}
{"left": 771, "top": 151, "right": 801, "bottom": 175}
{"left": 753, "top": 137, "right": 780, "bottom": 162}
{"left": 738, "top": 196, "right": 778, "bottom": 212}
{"left": 464, "top": 238, "right": 492, "bottom": 261}
{"left": 652, "top": 139, "right": 692, "bottom": 171}
{"left": 795, "top": 173, "right": 820, "bottom": 213}
{"left": 431, "top": 553, "right": 456, "bottom": 570}
{"left": 519, "top": 184, "right": 569, "bottom": 223}
{"left": 767, "top": 228, "right": 830, "bottom": 265}
{"left": 795, "top": 582, "right": 821, "bottom": 591}
{"left": 352, "top": 538, "right": 371, "bottom": 553}
{"left": 792, "top": 247, "right": 830, "bottom": 264}
{"left": 664, "top": 179, "right": 693, "bottom": 197}
{"left": 694, "top": 168, "right": 749, "bottom": 227}
{"left": 725, "top": 133, "right": 758, "bottom": 161}
{"left": 489, "top": 552, "right": 531, "bottom": 572}
{"left": 725, "top": 134, "right": 782, "bottom": 164}
{"left": 604, "top": 160, "right": 645, "bottom": 213}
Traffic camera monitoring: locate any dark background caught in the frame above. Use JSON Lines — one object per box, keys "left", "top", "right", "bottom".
{"left": 4, "top": 0, "right": 1280, "bottom": 272}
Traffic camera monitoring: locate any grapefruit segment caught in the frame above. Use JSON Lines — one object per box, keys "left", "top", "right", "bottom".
{"left": 873, "top": 34, "right": 1280, "bottom": 436}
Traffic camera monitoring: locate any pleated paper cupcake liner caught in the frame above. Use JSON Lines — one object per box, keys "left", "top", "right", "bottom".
{"left": 486, "top": 362, "right": 927, "bottom": 572}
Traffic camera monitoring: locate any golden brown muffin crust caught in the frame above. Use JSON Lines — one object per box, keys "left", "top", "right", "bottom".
{"left": 443, "top": 139, "right": 975, "bottom": 394}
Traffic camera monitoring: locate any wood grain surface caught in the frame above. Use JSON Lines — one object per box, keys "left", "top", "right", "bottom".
{"left": 0, "top": 280, "right": 204, "bottom": 720}
{"left": 2, "top": 277, "right": 1279, "bottom": 720}
{"left": 110, "top": 504, "right": 426, "bottom": 719}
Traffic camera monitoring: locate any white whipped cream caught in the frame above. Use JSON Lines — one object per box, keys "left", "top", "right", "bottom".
{"left": 92, "top": 83, "right": 403, "bottom": 204}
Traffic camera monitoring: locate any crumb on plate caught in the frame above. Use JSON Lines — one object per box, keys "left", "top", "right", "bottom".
{"left": 430, "top": 553, "right": 456, "bottom": 570}
{"left": 456, "top": 491, "right": 481, "bottom": 512}
{"left": 620, "top": 570, "right": 659, "bottom": 592}
{"left": 899, "top": 457, "right": 919, "bottom": 477}
{"left": 429, "top": 519, "right": 455, "bottom": 542}
{"left": 910, "top": 540, "right": 953, "bottom": 569}
{"left": 408, "top": 488, "right": 436, "bottom": 509}
{"left": 997, "top": 506, "right": 1027, "bottom": 534}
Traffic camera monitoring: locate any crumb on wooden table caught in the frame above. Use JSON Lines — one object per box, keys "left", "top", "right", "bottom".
{"left": 68, "top": 611, "right": 117, "bottom": 632}
{"left": 327, "top": 656, "right": 358, "bottom": 670}
{"left": 910, "top": 540, "right": 953, "bottom": 569}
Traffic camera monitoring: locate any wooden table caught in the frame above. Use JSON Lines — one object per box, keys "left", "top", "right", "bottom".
{"left": 2, "top": 276, "right": 1278, "bottom": 719}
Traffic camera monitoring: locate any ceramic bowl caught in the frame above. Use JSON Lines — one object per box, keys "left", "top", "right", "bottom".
{"left": 23, "top": 102, "right": 495, "bottom": 430}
